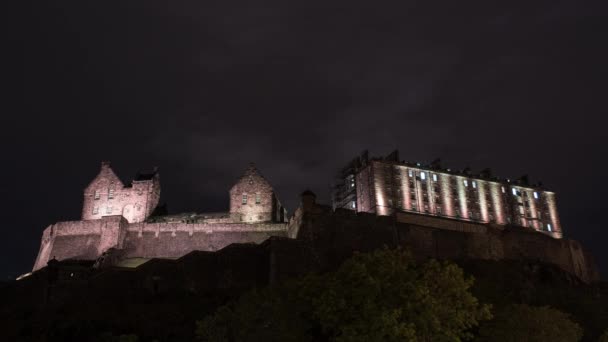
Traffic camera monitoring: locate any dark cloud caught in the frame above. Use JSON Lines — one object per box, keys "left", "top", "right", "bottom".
{"left": 2, "top": 0, "right": 607, "bottom": 278}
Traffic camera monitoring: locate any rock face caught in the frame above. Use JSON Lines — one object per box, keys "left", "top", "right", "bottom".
{"left": 285, "top": 197, "right": 599, "bottom": 284}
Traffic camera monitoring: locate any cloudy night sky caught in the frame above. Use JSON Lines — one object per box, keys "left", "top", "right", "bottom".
{"left": 2, "top": 0, "right": 607, "bottom": 279}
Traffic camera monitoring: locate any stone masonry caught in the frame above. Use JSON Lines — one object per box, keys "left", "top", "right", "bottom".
{"left": 33, "top": 163, "right": 288, "bottom": 271}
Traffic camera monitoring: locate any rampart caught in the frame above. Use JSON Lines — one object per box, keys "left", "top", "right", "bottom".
{"left": 33, "top": 216, "right": 288, "bottom": 271}
{"left": 32, "top": 194, "right": 599, "bottom": 284}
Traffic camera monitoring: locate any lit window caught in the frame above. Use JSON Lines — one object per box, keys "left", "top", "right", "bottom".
{"left": 108, "top": 189, "right": 114, "bottom": 199}
{"left": 421, "top": 172, "right": 426, "bottom": 180}
{"left": 512, "top": 188, "right": 517, "bottom": 196}
{"left": 547, "top": 223, "right": 552, "bottom": 232}
{"left": 94, "top": 190, "right": 100, "bottom": 200}
{"left": 464, "top": 180, "right": 469, "bottom": 187}
{"left": 255, "top": 193, "right": 261, "bottom": 204}
{"left": 242, "top": 194, "right": 248, "bottom": 204}
{"left": 533, "top": 192, "right": 539, "bottom": 199}
{"left": 408, "top": 169, "right": 413, "bottom": 177}
{"left": 351, "top": 201, "right": 356, "bottom": 209}
{"left": 501, "top": 186, "right": 506, "bottom": 193}
{"left": 106, "top": 206, "right": 112, "bottom": 214}
{"left": 432, "top": 174, "right": 438, "bottom": 182}
{"left": 472, "top": 181, "right": 477, "bottom": 189}
{"left": 93, "top": 206, "right": 99, "bottom": 214}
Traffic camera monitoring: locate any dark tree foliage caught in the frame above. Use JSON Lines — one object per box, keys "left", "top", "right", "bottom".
{"left": 197, "top": 248, "right": 491, "bottom": 341}
{"left": 598, "top": 329, "right": 608, "bottom": 342}
{"left": 475, "top": 304, "right": 583, "bottom": 342}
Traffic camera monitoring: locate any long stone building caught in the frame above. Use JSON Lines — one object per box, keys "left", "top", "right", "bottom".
{"left": 332, "top": 150, "right": 562, "bottom": 239}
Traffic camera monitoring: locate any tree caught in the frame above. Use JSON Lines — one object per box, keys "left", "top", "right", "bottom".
{"left": 598, "top": 329, "right": 608, "bottom": 342}
{"left": 197, "top": 248, "right": 491, "bottom": 341}
{"left": 475, "top": 304, "right": 583, "bottom": 342}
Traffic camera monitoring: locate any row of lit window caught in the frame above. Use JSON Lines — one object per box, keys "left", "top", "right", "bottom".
{"left": 92, "top": 205, "right": 141, "bottom": 215}
{"left": 94, "top": 189, "right": 114, "bottom": 200}
{"left": 406, "top": 169, "right": 542, "bottom": 201}
{"left": 242, "top": 193, "right": 262, "bottom": 205}
{"left": 94, "top": 189, "right": 145, "bottom": 200}
{"left": 93, "top": 206, "right": 112, "bottom": 215}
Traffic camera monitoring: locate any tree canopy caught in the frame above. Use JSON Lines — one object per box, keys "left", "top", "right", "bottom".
{"left": 197, "top": 248, "right": 491, "bottom": 341}
{"left": 475, "top": 304, "right": 583, "bottom": 342}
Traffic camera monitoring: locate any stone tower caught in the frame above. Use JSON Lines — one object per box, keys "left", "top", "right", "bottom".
{"left": 229, "top": 163, "right": 287, "bottom": 223}
{"left": 82, "top": 162, "right": 160, "bottom": 223}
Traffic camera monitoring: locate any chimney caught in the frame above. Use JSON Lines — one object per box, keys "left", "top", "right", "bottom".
{"left": 301, "top": 190, "right": 316, "bottom": 212}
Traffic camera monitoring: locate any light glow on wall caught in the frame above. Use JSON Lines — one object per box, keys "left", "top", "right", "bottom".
{"left": 457, "top": 177, "right": 469, "bottom": 219}
{"left": 440, "top": 173, "right": 453, "bottom": 217}
{"left": 489, "top": 183, "right": 506, "bottom": 224}
{"left": 477, "top": 181, "right": 489, "bottom": 222}
{"left": 400, "top": 167, "right": 412, "bottom": 211}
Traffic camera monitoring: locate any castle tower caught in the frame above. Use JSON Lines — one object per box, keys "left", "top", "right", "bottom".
{"left": 229, "top": 163, "right": 287, "bottom": 223}
{"left": 82, "top": 162, "right": 160, "bottom": 223}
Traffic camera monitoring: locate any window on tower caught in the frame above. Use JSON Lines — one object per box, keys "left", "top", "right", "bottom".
{"left": 94, "top": 190, "right": 100, "bottom": 200}
{"left": 108, "top": 189, "right": 114, "bottom": 199}
{"left": 255, "top": 193, "right": 261, "bottom": 204}
{"left": 242, "top": 194, "right": 248, "bottom": 204}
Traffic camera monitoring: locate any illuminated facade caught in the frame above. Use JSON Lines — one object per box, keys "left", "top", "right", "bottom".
{"left": 33, "top": 162, "right": 288, "bottom": 271}
{"left": 333, "top": 151, "right": 562, "bottom": 239}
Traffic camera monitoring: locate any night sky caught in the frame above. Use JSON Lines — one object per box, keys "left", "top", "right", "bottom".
{"left": 3, "top": 0, "right": 607, "bottom": 280}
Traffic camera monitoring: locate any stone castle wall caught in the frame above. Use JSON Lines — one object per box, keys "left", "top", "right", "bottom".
{"left": 33, "top": 217, "right": 288, "bottom": 271}
{"left": 32, "top": 197, "right": 599, "bottom": 284}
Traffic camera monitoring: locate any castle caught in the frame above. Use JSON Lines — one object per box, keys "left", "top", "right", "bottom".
{"left": 33, "top": 162, "right": 288, "bottom": 271}
{"left": 31, "top": 153, "right": 598, "bottom": 283}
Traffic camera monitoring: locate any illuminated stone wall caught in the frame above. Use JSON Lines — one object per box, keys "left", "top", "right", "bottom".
{"left": 351, "top": 159, "right": 562, "bottom": 239}
{"left": 81, "top": 162, "right": 160, "bottom": 223}
{"left": 34, "top": 163, "right": 290, "bottom": 271}
{"left": 32, "top": 217, "right": 288, "bottom": 271}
